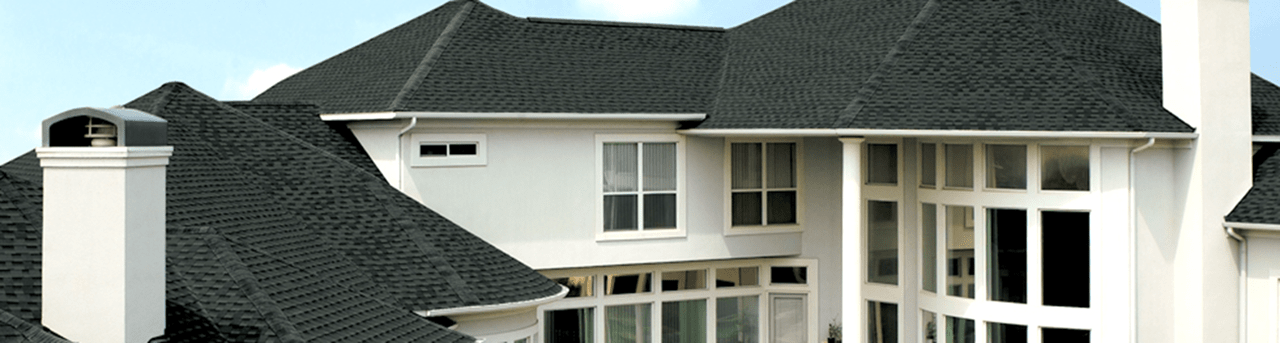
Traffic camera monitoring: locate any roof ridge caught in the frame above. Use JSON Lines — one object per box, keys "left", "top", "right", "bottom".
{"left": 1008, "top": 0, "right": 1143, "bottom": 131}
{"left": 202, "top": 228, "right": 307, "bottom": 343}
{"left": 388, "top": 1, "right": 476, "bottom": 111}
{"left": 525, "top": 17, "right": 725, "bottom": 32}
{"left": 0, "top": 308, "right": 69, "bottom": 343}
{"left": 833, "top": 0, "right": 939, "bottom": 128}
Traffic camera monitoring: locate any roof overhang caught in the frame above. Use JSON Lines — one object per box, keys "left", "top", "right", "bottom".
{"left": 415, "top": 285, "right": 569, "bottom": 318}
{"left": 1225, "top": 221, "right": 1280, "bottom": 235}
{"left": 679, "top": 128, "right": 1199, "bottom": 140}
{"left": 321, "top": 111, "right": 708, "bottom": 122}
{"left": 1252, "top": 135, "right": 1280, "bottom": 143}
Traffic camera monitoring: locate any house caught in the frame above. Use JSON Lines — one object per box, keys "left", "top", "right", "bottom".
{"left": 5, "top": 0, "right": 1280, "bottom": 342}
{"left": 251, "top": 0, "right": 1280, "bottom": 342}
{"left": 0, "top": 83, "right": 565, "bottom": 342}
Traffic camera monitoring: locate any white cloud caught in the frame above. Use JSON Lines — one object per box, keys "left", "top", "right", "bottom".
{"left": 223, "top": 63, "right": 301, "bottom": 100}
{"left": 577, "top": 0, "right": 698, "bottom": 22}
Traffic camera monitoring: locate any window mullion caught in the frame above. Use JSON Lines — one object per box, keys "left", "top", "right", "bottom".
{"left": 637, "top": 142, "right": 646, "bottom": 231}
{"left": 761, "top": 144, "right": 769, "bottom": 225}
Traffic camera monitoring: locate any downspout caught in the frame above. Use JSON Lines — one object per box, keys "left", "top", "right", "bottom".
{"left": 396, "top": 117, "right": 418, "bottom": 191}
{"left": 1128, "top": 137, "right": 1155, "bottom": 343}
{"left": 1225, "top": 225, "right": 1247, "bottom": 342}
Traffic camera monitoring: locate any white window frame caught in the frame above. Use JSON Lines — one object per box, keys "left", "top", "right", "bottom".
{"left": 723, "top": 138, "right": 804, "bottom": 235}
{"left": 595, "top": 134, "right": 686, "bottom": 241}
{"left": 410, "top": 133, "right": 487, "bottom": 167}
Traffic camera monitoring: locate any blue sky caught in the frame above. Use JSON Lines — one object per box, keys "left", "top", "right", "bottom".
{"left": 1, "top": 0, "right": 1276, "bottom": 163}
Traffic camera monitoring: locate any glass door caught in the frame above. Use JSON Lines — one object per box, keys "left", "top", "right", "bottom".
{"left": 769, "top": 294, "right": 806, "bottom": 343}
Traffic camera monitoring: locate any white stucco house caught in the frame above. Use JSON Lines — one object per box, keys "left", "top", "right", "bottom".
{"left": 5, "top": 0, "right": 1280, "bottom": 342}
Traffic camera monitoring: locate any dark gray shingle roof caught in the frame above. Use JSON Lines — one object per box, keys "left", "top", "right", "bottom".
{"left": 1228, "top": 148, "right": 1280, "bottom": 225}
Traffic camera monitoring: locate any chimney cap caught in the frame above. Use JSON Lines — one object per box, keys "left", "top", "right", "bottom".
{"left": 42, "top": 107, "right": 167, "bottom": 147}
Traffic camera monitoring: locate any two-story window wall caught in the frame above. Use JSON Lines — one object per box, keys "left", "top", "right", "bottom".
{"left": 855, "top": 138, "right": 1131, "bottom": 343}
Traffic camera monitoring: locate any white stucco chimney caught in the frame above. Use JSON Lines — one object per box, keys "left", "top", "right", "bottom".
{"left": 37, "top": 107, "right": 171, "bottom": 343}
{"left": 1160, "top": 0, "right": 1251, "bottom": 342}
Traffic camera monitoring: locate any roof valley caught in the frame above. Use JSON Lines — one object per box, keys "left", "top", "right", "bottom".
{"left": 203, "top": 228, "right": 307, "bottom": 343}
{"left": 388, "top": 1, "right": 476, "bottom": 112}
{"left": 833, "top": 0, "right": 939, "bottom": 128}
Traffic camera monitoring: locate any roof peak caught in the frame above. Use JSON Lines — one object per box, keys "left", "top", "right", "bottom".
{"left": 525, "top": 17, "right": 725, "bottom": 32}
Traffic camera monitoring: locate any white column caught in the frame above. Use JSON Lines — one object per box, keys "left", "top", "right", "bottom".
{"left": 1160, "top": 0, "right": 1251, "bottom": 342}
{"left": 840, "top": 137, "right": 865, "bottom": 341}
{"left": 39, "top": 146, "right": 172, "bottom": 343}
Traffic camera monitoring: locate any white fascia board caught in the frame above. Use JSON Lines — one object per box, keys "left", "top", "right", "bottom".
{"left": 415, "top": 286, "right": 569, "bottom": 317}
{"left": 320, "top": 112, "right": 707, "bottom": 122}
{"left": 679, "top": 128, "right": 1200, "bottom": 140}
{"left": 1224, "top": 221, "right": 1280, "bottom": 233}
{"left": 1252, "top": 135, "right": 1280, "bottom": 143}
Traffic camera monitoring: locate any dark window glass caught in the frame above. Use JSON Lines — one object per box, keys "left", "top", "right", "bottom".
{"left": 1042, "top": 328, "right": 1090, "bottom": 343}
{"left": 661, "top": 269, "right": 706, "bottom": 291}
{"left": 731, "top": 192, "right": 762, "bottom": 226}
{"left": 986, "top": 145, "right": 1027, "bottom": 189}
{"left": 770, "top": 266, "right": 807, "bottom": 284}
{"left": 420, "top": 144, "right": 447, "bottom": 156}
{"left": 662, "top": 300, "right": 707, "bottom": 343}
{"left": 1043, "top": 211, "right": 1090, "bottom": 308}
{"left": 449, "top": 143, "right": 477, "bottom": 155}
{"left": 988, "top": 209, "right": 1027, "bottom": 304}
{"left": 605, "top": 273, "right": 652, "bottom": 295}
{"left": 715, "top": 267, "right": 759, "bottom": 288}
{"left": 922, "top": 203, "right": 938, "bottom": 293}
{"left": 767, "top": 191, "right": 797, "bottom": 224}
{"left": 921, "top": 144, "right": 937, "bottom": 187}
{"left": 1041, "top": 146, "right": 1090, "bottom": 191}
{"left": 987, "top": 322, "right": 1027, "bottom": 343}
{"left": 868, "top": 201, "right": 899, "bottom": 285}
{"left": 868, "top": 144, "right": 898, "bottom": 184}
{"left": 868, "top": 301, "right": 898, "bottom": 343}
{"left": 947, "top": 316, "right": 975, "bottom": 343}
{"left": 604, "top": 195, "right": 638, "bottom": 231}
{"left": 643, "top": 194, "right": 676, "bottom": 229}
{"left": 545, "top": 308, "right": 594, "bottom": 343}
{"left": 552, "top": 276, "right": 594, "bottom": 297}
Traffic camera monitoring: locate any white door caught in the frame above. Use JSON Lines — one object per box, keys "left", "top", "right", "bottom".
{"left": 770, "top": 294, "right": 807, "bottom": 343}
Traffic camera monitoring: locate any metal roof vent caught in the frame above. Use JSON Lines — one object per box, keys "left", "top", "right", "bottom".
{"left": 42, "top": 107, "right": 166, "bottom": 147}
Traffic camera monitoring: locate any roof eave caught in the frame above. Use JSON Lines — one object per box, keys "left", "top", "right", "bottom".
{"left": 416, "top": 285, "right": 569, "bottom": 317}
{"left": 678, "top": 128, "right": 1199, "bottom": 140}
{"left": 320, "top": 111, "right": 708, "bottom": 122}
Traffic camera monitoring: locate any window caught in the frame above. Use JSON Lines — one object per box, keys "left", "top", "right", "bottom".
{"left": 922, "top": 203, "right": 938, "bottom": 293}
{"left": 946, "top": 316, "right": 974, "bottom": 343}
{"left": 716, "top": 267, "right": 759, "bottom": 288}
{"left": 987, "top": 322, "right": 1027, "bottom": 343}
{"left": 410, "top": 133, "right": 487, "bottom": 167}
{"left": 607, "top": 304, "right": 652, "bottom": 343}
{"left": 988, "top": 209, "right": 1027, "bottom": 304}
{"left": 1041, "top": 328, "right": 1089, "bottom": 343}
{"left": 730, "top": 142, "right": 798, "bottom": 228}
{"left": 868, "top": 144, "right": 898, "bottom": 185}
{"left": 945, "top": 144, "right": 974, "bottom": 188}
{"left": 546, "top": 308, "right": 595, "bottom": 343}
{"left": 663, "top": 300, "right": 707, "bottom": 343}
{"left": 1042, "top": 211, "right": 1089, "bottom": 308}
{"left": 868, "top": 201, "right": 898, "bottom": 285}
{"left": 921, "top": 143, "right": 937, "bottom": 187}
{"left": 1041, "top": 146, "right": 1089, "bottom": 191}
{"left": 606, "top": 273, "right": 653, "bottom": 295}
{"left": 770, "top": 266, "right": 807, "bottom": 284}
{"left": 868, "top": 301, "right": 898, "bottom": 343}
{"left": 716, "top": 296, "right": 758, "bottom": 343}
{"left": 662, "top": 269, "right": 707, "bottom": 291}
{"left": 922, "top": 311, "right": 938, "bottom": 343}
{"left": 553, "top": 276, "right": 595, "bottom": 298}
{"left": 985, "top": 145, "right": 1026, "bottom": 189}
{"left": 600, "top": 135, "right": 683, "bottom": 237}
{"left": 946, "top": 206, "right": 974, "bottom": 298}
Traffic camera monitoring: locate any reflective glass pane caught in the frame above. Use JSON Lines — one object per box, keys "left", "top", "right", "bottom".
{"left": 546, "top": 308, "right": 595, "bottom": 343}
{"left": 986, "top": 145, "right": 1027, "bottom": 189}
{"left": 868, "top": 201, "right": 898, "bottom": 285}
{"left": 420, "top": 144, "right": 447, "bottom": 156}
{"left": 449, "top": 143, "right": 477, "bottom": 156}
{"left": 868, "top": 144, "right": 898, "bottom": 184}
{"left": 921, "top": 143, "right": 937, "bottom": 187}
{"left": 732, "top": 192, "right": 763, "bottom": 226}
{"left": 715, "top": 267, "right": 759, "bottom": 288}
{"left": 552, "top": 276, "right": 594, "bottom": 297}
{"left": 947, "top": 206, "right": 975, "bottom": 298}
{"left": 922, "top": 311, "right": 938, "bottom": 343}
{"left": 662, "top": 299, "right": 707, "bottom": 343}
{"left": 946, "top": 316, "right": 974, "bottom": 343}
{"left": 988, "top": 209, "right": 1027, "bottom": 304}
{"left": 604, "top": 143, "right": 639, "bottom": 192}
{"left": 1043, "top": 211, "right": 1090, "bottom": 308}
{"left": 1041, "top": 146, "right": 1089, "bottom": 191}
{"left": 1042, "top": 328, "right": 1090, "bottom": 343}
{"left": 946, "top": 144, "right": 974, "bottom": 188}
{"left": 604, "top": 195, "right": 638, "bottom": 231}
{"left": 644, "top": 143, "right": 677, "bottom": 191}
{"left": 661, "top": 269, "right": 706, "bottom": 291}
{"left": 717, "top": 296, "right": 759, "bottom": 343}
{"left": 767, "top": 191, "right": 797, "bottom": 225}
{"left": 607, "top": 303, "right": 652, "bottom": 343}
{"left": 770, "top": 266, "right": 807, "bottom": 284}
{"left": 606, "top": 273, "right": 652, "bottom": 295}
{"left": 868, "top": 301, "right": 898, "bottom": 343}
{"left": 987, "top": 322, "right": 1027, "bottom": 343}
{"left": 644, "top": 194, "right": 676, "bottom": 229}
{"left": 767, "top": 143, "right": 795, "bottom": 188}
{"left": 922, "top": 203, "right": 938, "bottom": 293}
{"left": 770, "top": 295, "right": 807, "bottom": 343}
{"left": 731, "top": 143, "right": 762, "bottom": 189}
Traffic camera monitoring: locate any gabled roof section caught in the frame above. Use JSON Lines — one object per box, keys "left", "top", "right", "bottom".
{"left": 698, "top": 0, "right": 1193, "bottom": 132}
{"left": 256, "top": 0, "right": 725, "bottom": 115}
{"left": 225, "top": 102, "right": 384, "bottom": 178}
{"left": 1253, "top": 75, "right": 1280, "bottom": 136}
{"left": 1227, "top": 149, "right": 1280, "bottom": 226}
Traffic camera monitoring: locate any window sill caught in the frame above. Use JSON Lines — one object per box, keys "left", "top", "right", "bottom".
{"left": 596, "top": 229, "right": 686, "bottom": 242}
{"left": 724, "top": 225, "right": 802, "bottom": 236}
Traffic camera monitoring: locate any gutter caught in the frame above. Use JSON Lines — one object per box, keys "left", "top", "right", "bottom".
{"left": 1224, "top": 223, "right": 1247, "bottom": 342}
{"left": 678, "top": 128, "right": 1199, "bottom": 140}
{"left": 321, "top": 112, "right": 708, "bottom": 122}
{"left": 1128, "top": 137, "right": 1156, "bottom": 343}
{"left": 396, "top": 117, "right": 418, "bottom": 191}
{"left": 416, "top": 285, "right": 569, "bottom": 317}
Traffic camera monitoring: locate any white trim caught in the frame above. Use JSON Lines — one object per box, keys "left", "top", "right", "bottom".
{"left": 409, "top": 133, "right": 488, "bottom": 167}
{"left": 37, "top": 146, "right": 174, "bottom": 168}
{"left": 1226, "top": 221, "right": 1280, "bottom": 233}
{"left": 418, "top": 286, "right": 569, "bottom": 317}
{"left": 679, "top": 128, "right": 1199, "bottom": 140}
{"left": 321, "top": 112, "right": 707, "bottom": 122}
{"left": 594, "top": 134, "right": 688, "bottom": 241}
{"left": 1253, "top": 135, "right": 1280, "bottom": 143}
